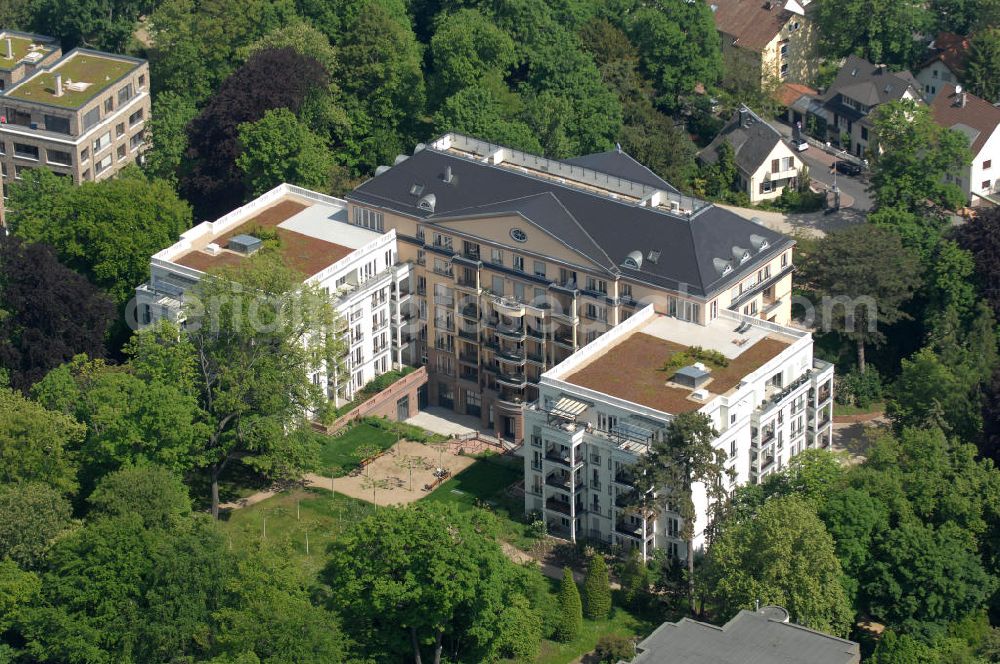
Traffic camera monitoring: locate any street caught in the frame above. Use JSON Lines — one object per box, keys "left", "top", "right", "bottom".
{"left": 773, "top": 120, "right": 874, "bottom": 212}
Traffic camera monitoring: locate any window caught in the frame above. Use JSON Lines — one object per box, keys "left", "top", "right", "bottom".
{"left": 780, "top": 62, "right": 788, "bottom": 78}
{"left": 585, "top": 303, "right": 607, "bottom": 321}
{"left": 44, "top": 114, "right": 70, "bottom": 134}
{"left": 4, "top": 107, "right": 30, "bottom": 127}
{"left": 0, "top": 162, "right": 5, "bottom": 177}
{"left": 781, "top": 252, "right": 788, "bottom": 268}
{"left": 861, "top": 126, "right": 869, "bottom": 141}
{"left": 117, "top": 144, "right": 126, "bottom": 159}
{"left": 95, "top": 154, "right": 112, "bottom": 174}
{"left": 783, "top": 156, "right": 794, "bottom": 170}
{"left": 82, "top": 169, "right": 90, "bottom": 180}
{"left": 730, "top": 440, "right": 737, "bottom": 458}
{"left": 14, "top": 165, "right": 30, "bottom": 179}
{"left": 13, "top": 143, "right": 38, "bottom": 160}
{"left": 534, "top": 260, "right": 546, "bottom": 278}
{"left": 771, "top": 158, "right": 780, "bottom": 173}
{"left": 116, "top": 122, "right": 125, "bottom": 137}
{"left": 780, "top": 43, "right": 788, "bottom": 57}
{"left": 432, "top": 232, "right": 452, "bottom": 250}
{"left": 760, "top": 180, "right": 773, "bottom": 194}
{"left": 710, "top": 300, "right": 718, "bottom": 320}
{"left": 984, "top": 180, "right": 992, "bottom": 190}
{"left": 46, "top": 149, "right": 71, "bottom": 166}
{"left": 104, "top": 97, "right": 113, "bottom": 113}
{"left": 117, "top": 83, "right": 133, "bottom": 105}
{"left": 744, "top": 300, "right": 758, "bottom": 315}
{"left": 128, "top": 108, "right": 143, "bottom": 126}
{"left": 492, "top": 275, "right": 504, "bottom": 295}
{"left": 354, "top": 207, "right": 384, "bottom": 231}
{"left": 138, "top": 74, "right": 145, "bottom": 88}
{"left": 513, "top": 255, "right": 524, "bottom": 272}
{"left": 490, "top": 247, "right": 502, "bottom": 265}
{"left": 93, "top": 132, "right": 111, "bottom": 153}
{"left": 985, "top": 160, "right": 992, "bottom": 170}
{"left": 585, "top": 277, "right": 607, "bottom": 294}
{"left": 130, "top": 132, "right": 144, "bottom": 150}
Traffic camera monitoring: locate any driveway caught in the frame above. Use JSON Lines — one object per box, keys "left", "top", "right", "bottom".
{"left": 774, "top": 121, "right": 873, "bottom": 212}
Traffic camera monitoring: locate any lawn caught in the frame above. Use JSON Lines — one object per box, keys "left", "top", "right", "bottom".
{"left": 531, "top": 587, "right": 660, "bottom": 664}
{"left": 313, "top": 421, "right": 400, "bottom": 475}
{"left": 423, "top": 453, "right": 540, "bottom": 549}
{"left": 219, "top": 486, "right": 375, "bottom": 577}
{"left": 833, "top": 400, "right": 885, "bottom": 417}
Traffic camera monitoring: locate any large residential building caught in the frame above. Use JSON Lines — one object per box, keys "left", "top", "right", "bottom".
{"left": 700, "top": 105, "right": 804, "bottom": 202}
{"left": 915, "top": 32, "right": 971, "bottom": 102}
{"left": 817, "top": 55, "right": 922, "bottom": 159}
{"left": 348, "top": 133, "right": 796, "bottom": 442}
{"left": 630, "top": 605, "right": 860, "bottom": 663}
{"left": 0, "top": 38, "right": 149, "bottom": 218}
{"left": 930, "top": 83, "right": 1000, "bottom": 206}
{"left": 136, "top": 183, "right": 413, "bottom": 406}
{"left": 710, "top": 0, "right": 818, "bottom": 87}
{"left": 522, "top": 304, "right": 833, "bottom": 559}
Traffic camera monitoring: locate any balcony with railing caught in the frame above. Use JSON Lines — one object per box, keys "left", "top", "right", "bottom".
{"left": 461, "top": 302, "right": 479, "bottom": 319}
{"left": 496, "top": 370, "right": 527, "bottom": 388}
{"left": 545, "top": 497, "right": 580, "bottom": 516}
{"left": 545, "top": 445, "right": 581, "bottom": 468}
{"left": 614, "top": 518, "right": 651, "bottom": 540}
{"left": 613, "top": 469, "right": 636, "bottom": 487}
{"left": 434, "top": 317, "right": 455, "bottom": 333}
{"left": 546, "top": 472, "right": 583, "bottom": 493}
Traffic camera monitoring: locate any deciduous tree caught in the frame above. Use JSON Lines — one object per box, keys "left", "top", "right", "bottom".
{"left": 813, "top": 0, "right": 930, "bottom": 67}
{"left": 704, "top": 495, "right": 854, "bottom": 636}
{"left": 236, "top": 108, "right": 337, "bottom": 196}
{"left": 0, "top": 387, "right": 83, "bottom": 494}
{"left": 0, "top": 482, "right": 73, "bottom": 570}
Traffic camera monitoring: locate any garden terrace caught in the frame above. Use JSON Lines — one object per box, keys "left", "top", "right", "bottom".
{"left": 5, "top": 50, "right": 139, "bottom": 109}
{"left": 563, "top": 313, "right": 794, "bottom": 414}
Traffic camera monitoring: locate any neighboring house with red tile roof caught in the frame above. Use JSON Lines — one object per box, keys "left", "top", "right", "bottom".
{"left": 710, "top": 0, "right": 818, "bottom": 87}
{"left": 916, "top": 32, "right": 971, "bottom": 102}
{"left": 930, "top": 83, "right": 1000, "bottom": 205}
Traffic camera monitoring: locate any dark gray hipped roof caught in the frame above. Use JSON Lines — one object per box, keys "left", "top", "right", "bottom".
{"left": 349, "top": 144, "right": 791, "bottom": 297}
{"left": 699, "top": 105, "right": 785, "bottom": 175}
{"left": 563, "top": 149, "right": 680, "bottom": 193}
{"left": 821, "top": 55, "right": 920, "bottom": 123}
{"left": 631, "top": 609, "right": 861, "bottom": 664}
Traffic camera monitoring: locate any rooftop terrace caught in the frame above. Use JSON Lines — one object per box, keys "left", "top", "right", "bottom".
{"left": 5, "top": 49, "right": 140, "bottom": 109}
{"left": 557, "top": 311, "right": 798, "bottom": 414}
{"left": 167, "top": 187, "right": 383, "bottom": 278}
{"left": 0, "top": 32, "right": 57, "bottom": 71}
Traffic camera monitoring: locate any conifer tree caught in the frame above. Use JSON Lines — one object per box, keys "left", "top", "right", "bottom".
{"left": 555, "top": 567, "right": 583, "bottom": 642}
{"left": 582, "top": 553, "right": 612, "bottom": 620}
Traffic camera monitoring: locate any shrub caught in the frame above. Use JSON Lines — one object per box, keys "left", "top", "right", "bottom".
{"left": 835, "top": 368, "right": 883, "bottom": 408}
{"left": 595, "top": 634, "right": 634, "bottom": 663}
{"left": 582, "top": 554, "right": 612, "bottom": 620}
{"left": 555, "top": 567, "right": 583, "bottom": 642}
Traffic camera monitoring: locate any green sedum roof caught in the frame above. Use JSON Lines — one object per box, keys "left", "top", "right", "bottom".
{"left": 5, "top": 52, "right": 138, "bottom": 109}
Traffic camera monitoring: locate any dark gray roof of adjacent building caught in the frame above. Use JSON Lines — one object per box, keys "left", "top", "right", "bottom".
{"left": 348, "top": 138, "right": 792, "bottom": 298}
{"left": 821, "top": 55, "right": 920, "bottom": 123}
{"left": 630, "top": 608, "right": 861, "bottom": 664}
{"left": 699, "top": 105, "right": 785, "bottom": 175}
{"left": 563, "top": 148, "right": 680, "bottom": 193}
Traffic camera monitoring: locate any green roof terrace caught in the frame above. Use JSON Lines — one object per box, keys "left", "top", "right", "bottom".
{"left": 4, "top": 49, "right": 142, "bottom": 109}
{"left": 0, "top": 32, "right": 57, "bottom": 71}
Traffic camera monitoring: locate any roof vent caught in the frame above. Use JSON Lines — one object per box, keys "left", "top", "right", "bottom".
{"left": 393, "top": 154, "right": 409, "bottom": 165}
{"left": 417, "top": 193, "right": 436, "bottom": 212}
{"left": 691, "top": 388, "right": 710, "bottom": 401}
{"left": 374, "top": 165, "right": 391, "bottom": 176}
{"left": 623, "top": 250, "right": 643, "bottom": 270}
{"left": 673, "top": 365, "right": 712, "bottom": 389}
{"left": 409, "top": 183, "right": 424, "bottom": 196}
{"left": 227, "top": 234, "right": 263, "bottom": 255}
{"left": 443, "top": 165, "right": 454, "bottom": 183}
{"left": 647, "top": 250, "right": 661, "bottom": 264}
{"left": 204, "top": 242, "right": 221, "bottom": 256}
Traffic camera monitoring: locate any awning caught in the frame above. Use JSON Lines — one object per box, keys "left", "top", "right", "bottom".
{"left": 551, "top": 396, "right": 589, "bottom": 419}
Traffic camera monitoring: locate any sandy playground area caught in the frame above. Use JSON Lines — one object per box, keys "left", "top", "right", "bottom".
{"left": 328, "top": 439, "right": 482, "bottom": 506}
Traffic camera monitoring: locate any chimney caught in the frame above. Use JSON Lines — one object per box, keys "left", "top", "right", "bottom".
{"left": 4, "top": 38, "right": 10, "bottom": 60}
{"left": 961, "top": 92, "right": 967, "bottom": 107}
{"left": 443, "top": 165, "right": 453, "bottom": 183}
{"left": 54, "top": 73, "right": 62, "bottom": 97}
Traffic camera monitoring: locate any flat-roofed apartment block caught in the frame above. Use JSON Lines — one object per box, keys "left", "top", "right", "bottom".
{"left": 0, "top": 39, "right": 150, "bottom": 220}
{"left": 523, "top": 304, "right": 834, "bottom": 560}
{"left": 136, "top": 184, "right": 413, "bottom": 406}
{"left": 348, "top": 133, "right": 797, "bottom": 443}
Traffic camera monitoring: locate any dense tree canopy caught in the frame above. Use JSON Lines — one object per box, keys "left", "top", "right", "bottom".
{"left": 0, "top": 387, "right": 84, "bottom": 494}
{"left": 0, "top": 236, "right": 114, "bottom": 391}
{"left": 813, "top": 0, "right": 930, "bottom": 67}
{"left": 236, "top": 108, "right": 338, "bottom": 196}
{"left": 966, "top": 28, "right": 1000, "bottom": 104}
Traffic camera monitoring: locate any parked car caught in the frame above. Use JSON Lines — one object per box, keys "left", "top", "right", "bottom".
{"left": 834, "top": 160, "right": 862, "bottom": 176}
{"left": 790, "top": 137, "right": 809, "bottom": 152}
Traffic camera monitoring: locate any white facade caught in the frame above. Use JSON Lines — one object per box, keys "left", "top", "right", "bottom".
{"left": 522, "top": 305, "right": 834, "bottom": 561}
{"left": 135, "top": 183, "right": 414, "bottom": 405}
{"left": 741, "top": 141, "right": 803, "bottom": 203}
{"left": 915, "top": 60, "right": 960, "bottom": 102}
